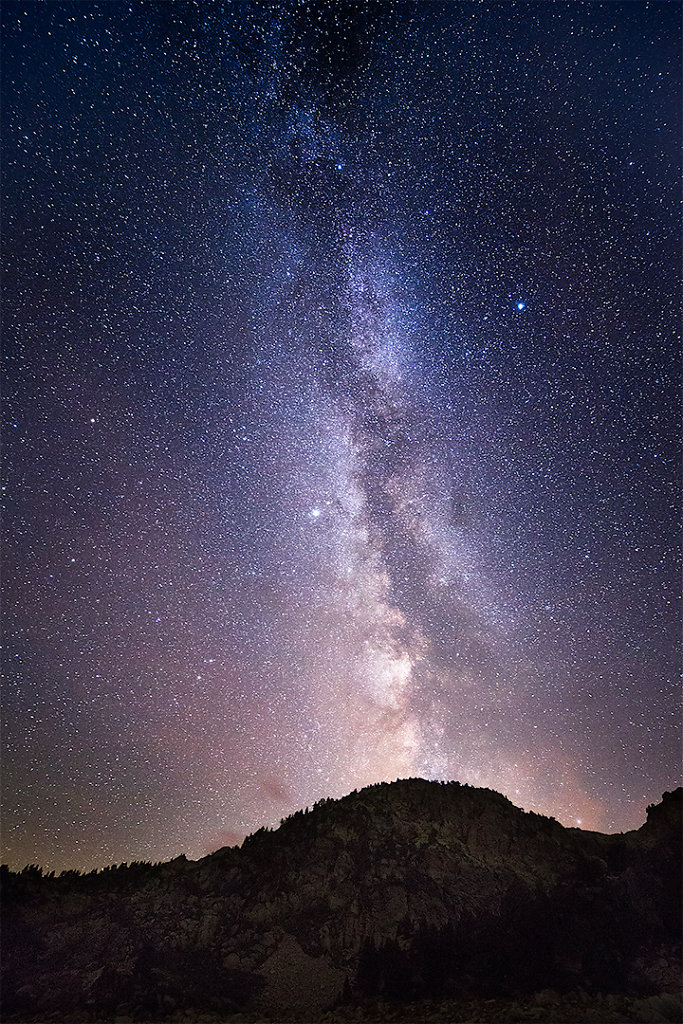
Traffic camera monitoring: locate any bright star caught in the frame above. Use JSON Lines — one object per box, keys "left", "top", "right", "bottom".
{"left": 516, "top": 301, "right": 525, "bottom": 311}
{"left": 310, "top": 508, "right": 322, "bottom": 519}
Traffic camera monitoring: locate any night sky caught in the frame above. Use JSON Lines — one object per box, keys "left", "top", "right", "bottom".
{"left": 2, "top": 1, "right": 680, "bottom": 873}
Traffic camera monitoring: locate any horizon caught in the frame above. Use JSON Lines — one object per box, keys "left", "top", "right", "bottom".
{"left": 4, "top": 777, "right": 680, "bottom": 876}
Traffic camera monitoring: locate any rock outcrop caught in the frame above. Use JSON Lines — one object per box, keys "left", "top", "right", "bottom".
{"left": 2, "top": 780, "right": 681, "bottom": 1021}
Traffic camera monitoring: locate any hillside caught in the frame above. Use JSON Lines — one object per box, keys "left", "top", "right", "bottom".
{"left": 2, "top": 780, "right": 681, "bottom": 1022}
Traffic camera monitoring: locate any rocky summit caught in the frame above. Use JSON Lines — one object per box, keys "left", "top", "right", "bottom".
{"left": 2, "top": 780, "right": 681, "bottom": 1023}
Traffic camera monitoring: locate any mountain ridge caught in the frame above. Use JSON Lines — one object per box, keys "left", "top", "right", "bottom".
{"left": 3, "top": 779, "right": 681, "bottom": 1022}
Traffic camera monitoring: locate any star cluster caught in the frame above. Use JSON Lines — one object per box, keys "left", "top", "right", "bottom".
{"left": 2, "top": 1, "right": 680, "bottom": 871}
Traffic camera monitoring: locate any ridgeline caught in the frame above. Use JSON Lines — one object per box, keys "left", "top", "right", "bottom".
{"left": 2, "top": 779, "right": 681, "bottom": 1022}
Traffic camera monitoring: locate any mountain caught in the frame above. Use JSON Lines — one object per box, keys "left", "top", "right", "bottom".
{"left": 2, "top": 780, "right": 681, "bottom": 1022}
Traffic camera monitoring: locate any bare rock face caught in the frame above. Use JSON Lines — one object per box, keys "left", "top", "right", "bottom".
{"left": 257, "top": 932, "right": 345, "bottom": 1015}
{"left": 2, "top": 780, "right": 681, "bottom": 1022}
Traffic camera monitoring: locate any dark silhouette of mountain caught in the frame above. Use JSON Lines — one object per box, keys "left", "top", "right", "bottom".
{"left": 2, "top": 780, "right": 681, "bottom": 1022}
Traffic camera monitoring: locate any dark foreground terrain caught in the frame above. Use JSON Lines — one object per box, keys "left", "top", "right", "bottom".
{"left": 2, "top": 780, "right": 681, "bottom": 1023}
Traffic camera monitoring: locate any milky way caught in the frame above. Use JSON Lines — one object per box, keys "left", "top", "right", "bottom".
{"left": 2, "top": 2, "right": 680, "bottom": 871}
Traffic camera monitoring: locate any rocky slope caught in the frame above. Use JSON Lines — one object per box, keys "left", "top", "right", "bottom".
{"left": 2, "top": 780, "right": 681, "bottom": 1022}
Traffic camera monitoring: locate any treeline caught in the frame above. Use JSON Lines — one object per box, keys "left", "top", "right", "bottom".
{"left": 3, "top": 778, "right": 563, "bottom": 881}
{"left": 0, "top": 857, "right": 190, "bottom": 899}
{"left": 2, "top": 859, "right": 164, "bottom": 879}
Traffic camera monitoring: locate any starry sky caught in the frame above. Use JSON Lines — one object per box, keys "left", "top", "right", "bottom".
{"left": 2, "top": 1, "right": 680, "bottom": 872}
